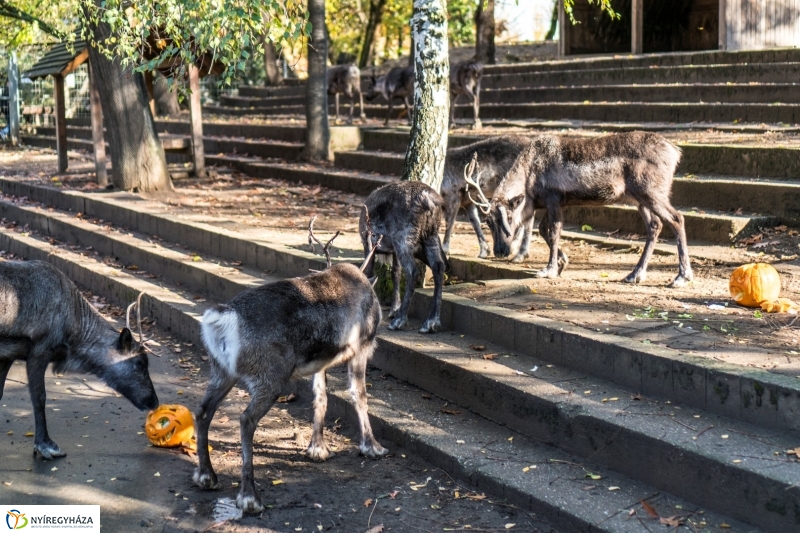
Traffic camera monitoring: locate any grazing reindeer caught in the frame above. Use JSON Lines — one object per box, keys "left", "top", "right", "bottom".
{"left": 359, "top": 182, "right": 448, "bottom": 333}
{"left": 449, "top": 60, "right": 483, "bottom": 129}
{"left": 328, "top": 64, "right": 365, "bottom": 124}
{"left": 441, "top": 135, "right": 534, "bottom": 258}
{"left": 0, "top": 260, "right": 158, "bottom": 459}
{"left": 365, "top": 66, "right": 414, "bottom": 125}
{"left": 194, "top": 221, "right": 387, "bottom": 513}
{"left": 473, "top": 132, "right": 692, "bottom": 287}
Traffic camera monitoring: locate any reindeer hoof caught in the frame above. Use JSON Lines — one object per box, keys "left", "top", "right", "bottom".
{"left": 472, "top": 120, "right": 483, "bottom": 130}
{"left": 510, "top": 254, "right": 527, "bottom": 264}
{"left": 623, "top": 271, "right": 645, "bottom": 284}
{"left": 536, "top": 268, "right": 558, "bottom": 279}
{"left": 360, "top": 441, "right": 388, "bottom": 458}
{"left": 307, "top": 443, "right": 333, "bottom": 462}
{"left": 236, "top": 492, "right": 264, "bottom": 514}
{"left": 419, "top": 319, "right": 441, "bottom": 334}
{"left": 668, "top": 275, "right": 691, "bottom": 288}
{"left": 193, "top": 469, "right": 222, "bottom": 490}
{"left": 34, "top": 440, "right": 66, "bottom": 460}
{"left": 388, "top": 317, "right": 407, "bottom": 330}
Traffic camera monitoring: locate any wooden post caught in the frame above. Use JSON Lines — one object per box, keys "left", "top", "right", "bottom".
{"left": 7, "top": 52, "right": 20, "bottom": 145}
{"left": 53, "top": 74, "right": 68, "bottom": 173}
{"left": 88, "top": 62, "right": 108, "bottom": 187}
{"left": 557, "top": 0, "right": 570, "bottom": 57}
{"left": 718, "top": 0, "right": 727, "bottom": 50}
{"left": 188, "top": 63, "right": 206, "bottom": 179}
{"left": 631, "top": 0, "right": 643, "bottom": 54}
{"left": 144, "top": 71, "right": 156, "bottom": 116}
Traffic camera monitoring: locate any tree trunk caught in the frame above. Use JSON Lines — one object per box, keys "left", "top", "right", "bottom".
{"left": 53, "top": 74, "right": 68, "bottom": 173}
{"left": 474, "top": 0, "right": 495, "bottom": 64}
{"left": 263, "top": 41, "right": 283, "bottom": 85}
{"left": 188, "top": 63, "right": 207, "bottom": 179}
{"left": 545, "top": 0, "right": 559, "bottom": 40}
{"left": 88, "top": 60, "right": 108, "bottom": 186}
{"left": 401, "top": 0, "right": 449, "bottom": 193}
{"left": 302, "top": 0, "right": 331, "bottom": 162}
{"left": 358, "top": 0, "right": 388, "bottom": 68}
{"left": 88, "top": 16, "right": 172, "bottom": 193}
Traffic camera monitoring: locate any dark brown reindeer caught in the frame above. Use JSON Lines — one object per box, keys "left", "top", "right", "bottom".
{"left": 328, "top": 64, "right": 365, "bottom": 124}
{"left": 359, "top": 181, "right": 448, "bottom": 334}
{"left": 449, "top": 60, "right": 483, "bottom": 129}
{"left": 364, "top": 66, "right": 414, "bottom": 125}
{"left": 441, "top": 135, "right": 534, "bottom": 259}
{"left": 194, "top": 220, "right": 387, "bottom": 513}
{"left": 472, "top": 132, "right": 693, "bottom": 287}
{"left": 0, "top": 261, "right": 158, "bottom": 459}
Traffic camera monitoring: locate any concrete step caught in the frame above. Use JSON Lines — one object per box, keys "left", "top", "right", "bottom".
{"left": 1, "top": 179, "right": 796, "bottom": 435}
{"left": 0, "top": 222, "right": 763, "bottom": 533}
{"left": 359, "top": 129, "right": 800, "bottom": 180}
{"left": 0, "top": 193, "right": 794, "bottom": 532}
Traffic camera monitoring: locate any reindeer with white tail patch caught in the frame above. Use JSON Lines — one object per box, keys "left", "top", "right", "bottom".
{"left": 194, "top": 218, "right": 387, "bottom": 513}
{"left": 469, "top": 132, "right": 693, "bottom": 287}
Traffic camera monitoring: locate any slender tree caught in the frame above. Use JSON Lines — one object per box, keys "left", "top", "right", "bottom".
{"left": 263, "top": 40, "right": 283, "bottom": 85}
{"left": 302, "top": 0, "right": 331, "bottom": 161}
{"left": 358, "top": 0, "right": 388, "bottom": 68}
{"left": 401, "top": 0, "right": 449, "bottom": 192}
{"left": 545, "top": 0, "right": 559, "bottom": 40}
{"left": 474, "top": 0, "right": 495, "bottom": 64}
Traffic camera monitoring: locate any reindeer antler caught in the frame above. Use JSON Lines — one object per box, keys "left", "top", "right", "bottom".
{"left": 359, "top": 205, "right": 383, "bottom": 273}
{"left": 308, "top": 215, "right": 341, "bottom": 269}
{"left": 464, "top": 152, "right": 491, "bottom": 214}
{"left": 135, "top": 292, "right": 145, "bottom": 345}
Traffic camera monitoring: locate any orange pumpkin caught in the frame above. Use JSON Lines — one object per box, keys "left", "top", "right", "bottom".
{"left": 760, "top": 297, "right": 798, "bottom": 314}
{"left": 729, "top": 263, "right": 781, "bottom": 308}
{"left": 145, "top": 404, "right": 195, "bottom": 447}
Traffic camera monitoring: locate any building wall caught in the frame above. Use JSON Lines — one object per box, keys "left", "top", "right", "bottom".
{"left": 725, "top": 0, "right": 800, "bottom": 50}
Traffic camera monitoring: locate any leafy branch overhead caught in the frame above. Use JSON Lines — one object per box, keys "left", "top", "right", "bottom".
{"left": 564, "top": 0, "right": 619, "bottom": 23}
{"left": 78, "top": 0, "right": 310, "bottom": 83}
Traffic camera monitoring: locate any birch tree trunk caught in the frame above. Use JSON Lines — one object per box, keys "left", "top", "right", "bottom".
{"left": 401, "top": 0, "right": 449, "bottom": 193}
{"left": 302, "top": 0, "right": 332, "bottom": 161}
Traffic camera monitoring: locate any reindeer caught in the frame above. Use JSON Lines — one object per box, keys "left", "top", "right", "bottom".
{"left": 0, "top": 260, "right": 158, "bottom": 459}
{"left": 359, "top": 181, "right": 448, "bottom": 334}
{"left": 449, "top": 60, "right": 483, "bottom": 129}
{"left": 364, "top": 65, "right": 414, "bottom": 126}
{"left": 328, "top": 64, "right": 365, "bottom": 124}
{"left": 442, "top": 135, "right": 534, "bottom": 259}
{"left": 194, "top": 219, "right": 387, "bottom": 513}
{"left": 471, "top": 132, "right": 693, "bottom": 287}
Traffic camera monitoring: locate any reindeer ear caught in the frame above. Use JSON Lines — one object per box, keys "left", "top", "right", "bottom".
{"left": 508, "top": 195, "right": 525, "bottom": 211}
{"left": 117, "top": 327, "right": 134, "bottom": 352}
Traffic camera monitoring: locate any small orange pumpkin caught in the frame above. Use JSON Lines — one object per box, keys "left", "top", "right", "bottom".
{"left": 145, "top": 404, "right": 194, "bottom": 447}
{"left": 729, "top": 263, "right": 781, "bottom": 308}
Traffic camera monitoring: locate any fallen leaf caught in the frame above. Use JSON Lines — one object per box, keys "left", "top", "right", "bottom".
{"left": 364, "top": 498, "right": 373, "bottom": 508}
{"left": 786, "top": 447, "right": 800, "bottom": 456}
{"left": 365, "top": 525, "right": 384, "bottom": 533}
{"left": 469, "top": 344, "right": 486, "bottom": 351}
{"left": 6, "top": 431, "right": 12, "bottom": 435}
{"left": 505, "top": 524, "right": 516, "bottom": 529}
{"left": 430, "top": 504, "right": 441, "bottom": 510}
{"left": 482, "top": 353, "right": 498, "bottom": 360}
{"left": 389, "top": 491, "right": 398, "bottom": 499}
{"left": 608, "top": 486, "right": 620, "bottom": 491}
{"left": 272, "top": 479, "right": 284, "bottom": 486}
{"left": 720, "top": 523, "right": 731, "bottom": 529}
{"left": 154, "top": 472, "right": 160, "bottom": 477}
{"left": 421, "top": 394, "right": 431, "bottom": 400}
{"left": 277, "top": 393, "right": 297, "bottom": 403}
{"left": 659, "top": 516, "right": 685, "bottom": 527}
{"left": 24, "top": 432, "right": 34, "bottom": 437}
{"left": 441, "top": 408, "right": 462, "bottom": 415}
{"left": 641, "top": 499, "right": 659, "bottom": 518}
{"left": 466, "top": 493, "right": 486, "bottom": 501}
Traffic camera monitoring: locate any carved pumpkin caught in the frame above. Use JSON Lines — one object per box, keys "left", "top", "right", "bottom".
{"left": 729, "top": 263, "right": 781, "bottom": 308}
{"left": 760, "top": 297, "right": 798, "bottom": 314}
{"left": 145, "top": 404, "right": 194, "bottom": 447}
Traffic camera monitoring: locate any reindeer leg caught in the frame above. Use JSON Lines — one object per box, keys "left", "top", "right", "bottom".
{"left": 472, "top": 83, "right": 482, "bottom": 130}
{"left": 624, "top": 204, "right": 663, "bottom": 284}
{"left": 420, "top": 235, "right": 446, "bottom": 333}
{"left": 537, "top": 204, "right": 565, "bottom": 278}
{"left": 349, "top": 343, "right": 387, "bottom": 457}
{"left": 515, "top": 215, "right": 536, "bottom": 261}
{"left": 307, "top": 371, "right": 331, "bottom": 460}
{"left": 441, "top": 197, "right": 457, "bottom": 255}
{"left": 650, "top": 201, "right": 693, "bottom": 287}
{"left": 0, "top": 358, "right": 13, "bottom": 401}
{"left": 237, "top": 377, "right": 286, "bottom": 513}
{"left": 26, "top": 353, "right": 65, "bottom": 460}
{"left": 358, "top": 89, "right": 366, "bottom": 121}
{"left": 385, "top": 98, "right": 393, "bottom": 126}
{"left": 465, "top": 203, "right": 491, "bottom": 258}
{"left": 389, "top": 253, "right": 402, "bottom": 319}
{"left": 194, "top": 365, "right": 237, "bottom": 490}
{"left": 388, "top": 247, "right": 419, "bottom": 330}
{"left": 346, "top": 90, "right": 355, "bottom": 125}
{"left": 538, "top": 212, "right": 567, "bottom": 274}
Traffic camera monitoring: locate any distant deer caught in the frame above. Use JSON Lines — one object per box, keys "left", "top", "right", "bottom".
{"left": 470, "top": 132, "right": 693, "bottom": 287}
{"left": 449, "top": 60, "right": 483, "bottom": 129}
{"left": 365, "top": 66, "right": 414, "bottom": 126}
{"left": 0, "top": 260, "right": 158, "bottom": 459}
{"left": 441, "top": 135, "right": 534, "bottom": 259}
{"left": 194, "top": 220, "right": 387, "bottom": 513}
{"left": 359, "top": 181, "right": 448, "bottom": 333}
{"left": 328, "top": 64, "right": 365, "bottom": 124}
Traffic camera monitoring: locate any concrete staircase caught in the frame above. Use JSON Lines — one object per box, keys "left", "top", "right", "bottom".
{"left": 0, "top": 179, "right": 798, "bottom": 532}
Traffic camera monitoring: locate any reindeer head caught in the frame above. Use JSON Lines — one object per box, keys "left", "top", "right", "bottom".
{"left": 465, "top": 152, "right": 530, "bottom": 259}
{"left": 364, "top": 70, "right": 385, "bottom": 102}
{"left": 100, "top": 295, "right": 159, "bottom": 411}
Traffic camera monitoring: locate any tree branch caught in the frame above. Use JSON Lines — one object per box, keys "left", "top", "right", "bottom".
{"left": 0, "top": 0, "right": 66, "bottom": 39}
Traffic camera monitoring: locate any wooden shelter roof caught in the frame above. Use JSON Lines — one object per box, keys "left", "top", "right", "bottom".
{"left": 25, "top": 41, "right": 88, "bottom": 80}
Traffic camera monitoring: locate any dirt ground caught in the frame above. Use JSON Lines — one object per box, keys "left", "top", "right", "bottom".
{"left": 0, "top": 274, "right": 555, "bottom": 533}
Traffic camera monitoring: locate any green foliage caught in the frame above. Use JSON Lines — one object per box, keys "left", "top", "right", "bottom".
{"left": 447, "top": 0, "right": 475, "bottom": 46}
{"left": 79, "top": 0, "right": 309, "bottom": 83}
{"left": 564, "top": 0, "right": 619, "bottom": 23}
{"left": 0, "top": 0, "right": 75, "bottom": 49}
